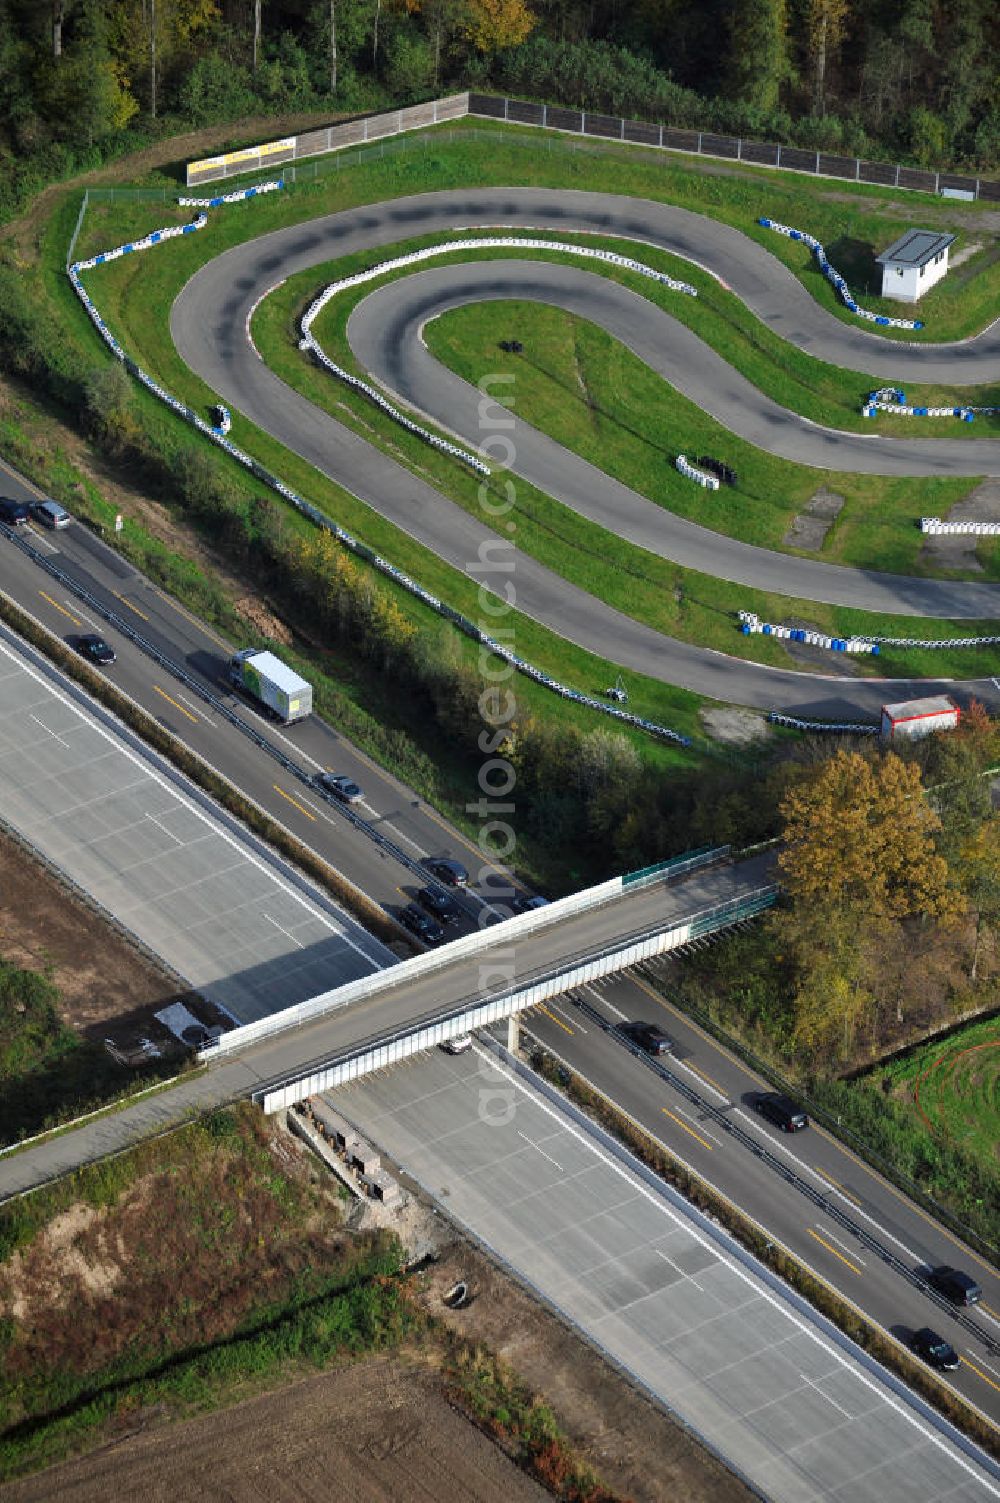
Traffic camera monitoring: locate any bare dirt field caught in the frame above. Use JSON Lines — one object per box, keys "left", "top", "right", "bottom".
{"left": 0, "top": 823, "right": 203, "bottom": 1048}
{"left": 1, "top": 1354, "right": 550, "bottom": 1503}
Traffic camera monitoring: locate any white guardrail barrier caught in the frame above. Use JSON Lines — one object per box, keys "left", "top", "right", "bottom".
{"left": 921, "top": 517, "right": 1000, "bottom": 536}
{"left": 864, "top": 387, "right": 1000, "bottom": 422}
{"left": 738, "top": 611, "right": 880, "bottom": 655}
{"left": 69, "top": 196, "right": 692, "bottom": 747}
{"left": 758, "top": 218, "right": 923, "bottom": 330}
{"left": 299, "top": 236, "right": 697, "bottom": 475}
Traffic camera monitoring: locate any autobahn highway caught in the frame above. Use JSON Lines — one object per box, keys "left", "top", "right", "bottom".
{"left": 1, "top": 457, "right": 998, "bottom": 1423}
{"left": 518, "top": 966, "right": 1000, "bottom": 1423}
{"left": 3, "top": 174, "right": 1000, "bottom": 1461}
{"left": 0, "top": 454, "right": 519, "bottom": 932}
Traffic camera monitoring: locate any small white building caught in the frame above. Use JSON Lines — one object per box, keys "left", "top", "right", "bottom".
{"left": 881, "top": 695, "right": 960, "bottom": 741}
{"left": 876, "top": 230, "right": 956, "bottom": 303}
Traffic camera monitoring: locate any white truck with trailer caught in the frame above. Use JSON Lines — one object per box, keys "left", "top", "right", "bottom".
{"left": 229, "top": 648, "right": 312, "bottom": 724}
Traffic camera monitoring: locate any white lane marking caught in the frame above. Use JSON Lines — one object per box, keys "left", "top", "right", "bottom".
{"left": 654, "top": 1246, "right": 704, "bottom": 1292}
{"left": 818, "top": 1226, "right": 867, "bottom": 1266}
{"left": 358, "top": 801, "right": 427, "bottom": 855}
{"left": 672, "top": 1101, "right": 724, "bottom": 1147}
{"left": 261, "top": 912, "right": 305, "bottom": 949}
{"left": 27, "top": 527, "right": 59, "bottom": 555}
{"left": 732, "top": 1106, "right": 926, "bottom": 1264}
{"left": 144, "top": 811, "right": 182, "bottom": 846}
{"left": 517, "top": 1130, "right": 563, "bottom": 1171}
{"left": 586, "top": 982, "right": 626, "bottom": 1019}
{"left": 465, "top": 1045, "right": 1000, "bottom": 1496}
{"left": 29, "top": 714, "right": 71, "bottom": 748}
{"left": 675, "top": 1059, "right": 730, "bottom": 1102}
{"left": 174, "top": 689, "right": 205, "bottom": 716}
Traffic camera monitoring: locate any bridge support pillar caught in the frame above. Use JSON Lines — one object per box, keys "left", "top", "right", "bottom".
{"left": 506, "top": 1014, "right": 519, "bottom": 1054}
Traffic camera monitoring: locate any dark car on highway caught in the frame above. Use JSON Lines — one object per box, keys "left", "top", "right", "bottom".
{"left": 313, "top": 771, "right": 364, "bottom": 804}
{"left": 398, "top": 904, "right": 444, "bottom": 945}
{"left": 0, "top": 498, "right": 31, "bottom": 527}
{"left": 417, "top": 886, "right": 462, "bottom": 924}
{"left": 912, "top": 1328, "right": 960, "bottom": 1371}
{"left": 426, "top": 857, "right": 469, "bottom": 888}
{"left": 619, "top": 1021, "right": 674, "bottom": 1056}
{"left": 73, "top": 633, "right": 116, "bottom": 666}
{"left": 754, "top": 1093, "right": 808, "bottom": 1132}
{"left": 510, "top": 894, "right": 549, "bottom": 914}
{"left": 928, "top": 1266, "right": 982, "bottom": 1307}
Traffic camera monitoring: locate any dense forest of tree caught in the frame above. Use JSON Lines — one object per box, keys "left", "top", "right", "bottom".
{"left": 0, "top": 0, "right": 997, "bottom": 222}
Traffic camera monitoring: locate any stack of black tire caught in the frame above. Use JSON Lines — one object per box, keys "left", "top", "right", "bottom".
{"left": 696, "top": 454, "right": 737, "bottom": 486}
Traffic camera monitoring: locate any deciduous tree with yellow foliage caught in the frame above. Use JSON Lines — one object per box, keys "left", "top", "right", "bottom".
{"left": 464, "top": 0, "right": 536, "bottom": 53}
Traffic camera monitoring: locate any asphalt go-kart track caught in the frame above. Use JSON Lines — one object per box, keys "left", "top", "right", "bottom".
{"left": 165, "top": 185, "right": 1000, "bottom": 726}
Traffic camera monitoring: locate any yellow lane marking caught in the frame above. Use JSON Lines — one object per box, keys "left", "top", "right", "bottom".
{"left": 962, "top": 1355, "right": 1000, "bottom": 1396}
{"left": 981, "top": 1303, "right": 999, "bottom": 1322}
{"left": 538, "top": 1003, "right": 573, "bottom": 1036}
{"left": 39, "top": 590, "right": 81, "bottom": 626}
{"left": 806, "top": 1227, "right": 863, "bottom": 1276}
{"left": 811, "top": 1117, "right": 1000, "bottom": 1281}
{"left": 273, "top": 784, "right": 316, "bottom": 822}
{"left": 820, "top": 1173, "right": 863, "bottom": 1208}
{"left": 152, "top": 685, "right": 198, "bottom": 724}
{"left": 113, "top": 592, "right": 149, "bottom": 621}
{"left": 631, "top": 973, "right": 989, "bottom": 1274}
{"left": 662, "top": 1107, "right": 714, "bottom": 1152}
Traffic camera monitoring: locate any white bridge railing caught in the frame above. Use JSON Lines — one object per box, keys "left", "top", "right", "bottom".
{"left": 257, "top": 882, "right": 777, "bottom": 1112}
{"left": 199, "top": 846, "right": 730, "bottom": 1063}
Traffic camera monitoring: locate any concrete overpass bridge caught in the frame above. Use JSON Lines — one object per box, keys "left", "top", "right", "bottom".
{"left": 201, "top": 845, "right": 778, "bottom": 1113}
{"left": 1, "top": 846, "right": 776, "bottom": 1201}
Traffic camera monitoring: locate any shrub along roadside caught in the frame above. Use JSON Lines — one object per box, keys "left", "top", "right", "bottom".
{"left": 524, "top": 1036, "right": 1000, "bottom": 1460}
{"left": 444, "top": 1338, "right": 625, "bottom": 1503}
{"left": 0, "top": 945, "right": 184, "bottom": 1146}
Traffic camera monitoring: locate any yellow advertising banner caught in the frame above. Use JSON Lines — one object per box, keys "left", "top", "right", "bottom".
{"left": 190, "top": 136, "right": 295, "bottom": 175}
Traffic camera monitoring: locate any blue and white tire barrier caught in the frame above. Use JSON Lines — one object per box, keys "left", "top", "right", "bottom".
{"left": 178, "top": 179, "right": 284, "bottom": 208}
{"left": 758, "top": 219, "right": 923, "bottom": 331}
{"left": 213, "top": 405, "right": 232, "bottom": 436}
{"left": 864, "top": 387, "right": 1000, "bottom": 422}
{"left": 299, "top": 236, "right": 699, "bottom": 475}
{"left": 675, "top": 454, "right": 720, "bottom": 490}
{"left": 738, "top": 610, "right": 880, "bottom": 655}
{"left": 921, "top": 516, "right": 1000, "bottom": 536}
{"left": 70, "top": 216, "right": 692, "bottom": 747}
{"left": 769, "top": 712, "right": 878, "bottom": 735}
{"left": 71, "top": 212, "right": 208, "bottom": 274}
